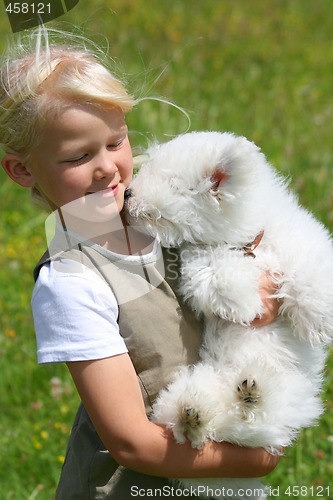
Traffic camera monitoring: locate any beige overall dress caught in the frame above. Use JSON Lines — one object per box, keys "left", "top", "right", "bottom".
{"left": 34, "top": 230, "right": 204, "bottom": 499}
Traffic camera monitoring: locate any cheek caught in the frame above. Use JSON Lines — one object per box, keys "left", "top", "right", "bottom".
{"left": 46, "top": 171, "right": 86, "bottom": 206}
{"left": 120, "top": 141, "right": 134, "bottom": 181}
{"left": 121, "top": 160, "right": 134, "bottom": 186}
{"left": 59, "top": 168, "right": 87, "bottom": 189}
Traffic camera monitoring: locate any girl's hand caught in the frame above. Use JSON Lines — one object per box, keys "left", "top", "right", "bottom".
{"left": 251, "top": 272, "right": 280, "bottom": 327}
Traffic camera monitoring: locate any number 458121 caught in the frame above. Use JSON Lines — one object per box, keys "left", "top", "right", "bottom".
{"left": 5, "top": 3, "right": 51, "bottom": 14}
{"left": 284, "top": 485, "right": 330, "bottom": 497}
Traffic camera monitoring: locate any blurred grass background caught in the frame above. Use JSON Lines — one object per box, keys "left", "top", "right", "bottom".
{"left": 0, "top": 0, "right": 332, "bottom": 498}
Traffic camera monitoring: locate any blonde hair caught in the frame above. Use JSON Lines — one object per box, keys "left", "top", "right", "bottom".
{"left": 0, "top": 27, "right": 136, "bottom": 208}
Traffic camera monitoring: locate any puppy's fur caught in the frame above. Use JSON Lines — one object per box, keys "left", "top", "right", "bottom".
{"left": 127, "top": 131, "right": 333, "bottom": 499}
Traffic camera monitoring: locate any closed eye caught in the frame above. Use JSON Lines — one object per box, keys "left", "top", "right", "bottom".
{"left": 63, "top": 154, "right": 89, "bottom": 165}
{"left": 60, "top": 137, "right": 126, "bottom": 165}
{"left": 107, "top": 139, "right": 124, "bottom": 150}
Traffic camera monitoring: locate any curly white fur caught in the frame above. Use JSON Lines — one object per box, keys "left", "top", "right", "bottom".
{"left": 126, "top": 131, "right": 333, "bottom": 500}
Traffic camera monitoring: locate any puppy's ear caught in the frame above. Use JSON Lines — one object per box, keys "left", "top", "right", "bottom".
{"left": 210, "top": 165, "right": 228, "bottom": 194}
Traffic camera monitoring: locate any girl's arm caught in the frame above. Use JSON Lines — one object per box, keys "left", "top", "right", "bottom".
{"left": 67, "top": 354, "right": 281, "bottom": 479}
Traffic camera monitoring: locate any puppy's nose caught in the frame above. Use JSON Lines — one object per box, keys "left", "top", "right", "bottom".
{"left": 124, "top": 188, "right": 132, "bottom": 199}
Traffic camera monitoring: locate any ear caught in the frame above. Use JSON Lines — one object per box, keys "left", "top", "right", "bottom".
{"left": 1, "top": 154, "right": 35, "bottom": 188}
{"left": 210, "top": 166, "right": 228, "bottom": 192}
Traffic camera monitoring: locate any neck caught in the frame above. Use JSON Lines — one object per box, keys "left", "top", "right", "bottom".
{"left": 56, "top": 209, "right": 153, "bottom": 256}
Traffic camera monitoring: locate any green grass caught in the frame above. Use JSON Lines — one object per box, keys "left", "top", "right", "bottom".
{"left": 0, "top": 0, "right": 333, "bottom": 498}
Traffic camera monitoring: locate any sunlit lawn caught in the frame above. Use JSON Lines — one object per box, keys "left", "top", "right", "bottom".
{"left": 1, "top": 1, "right": 332, "bottom": 498}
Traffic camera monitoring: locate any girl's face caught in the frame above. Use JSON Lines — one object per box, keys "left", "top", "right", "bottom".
{"left": 25, "top": 104, "right": 133, "bottom": 221}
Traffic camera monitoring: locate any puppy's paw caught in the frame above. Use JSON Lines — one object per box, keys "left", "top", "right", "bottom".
{"left": 177, "top": 406, "right": 207, "bottom": 448}
{"left": 172, "top": 429, "right": 187, "bottom": 445}
{"left": 179, "top": 246, "right": 263, "bottom": 324}
{"left": 177, "top": 403, "right": 215, "bottom": 449}
{"left": 152, "top": 364, "right": 220, "bottom": 448}
{"left": 180, "top": 406, "right": 201, "bottom": 429}
{"left": 237, "top": 378, "right": 261, "bottom": 404}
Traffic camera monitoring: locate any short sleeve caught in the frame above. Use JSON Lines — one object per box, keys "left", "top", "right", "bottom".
{"left": 31, "top": 259, "right": 128, "bottom": 364}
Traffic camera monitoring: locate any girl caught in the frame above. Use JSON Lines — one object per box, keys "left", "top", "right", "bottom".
{"left": 0, "top": 29, "right": 281, "bottom": 499}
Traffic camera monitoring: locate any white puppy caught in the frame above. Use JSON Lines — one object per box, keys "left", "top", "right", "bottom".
{"left": 126, "top": 131, "right": 333, "bottom": 499}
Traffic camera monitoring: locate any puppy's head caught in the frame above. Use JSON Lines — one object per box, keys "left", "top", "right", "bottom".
{"left": 127, "top": 131, "right": 268, "bottom": 246}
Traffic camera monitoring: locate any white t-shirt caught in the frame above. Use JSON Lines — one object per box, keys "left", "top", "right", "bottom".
{"left": 32, "top": 239, "right": 161, "bottom": 364}
{"left": 32, "top": 258, "right": 127, "bottom": 364}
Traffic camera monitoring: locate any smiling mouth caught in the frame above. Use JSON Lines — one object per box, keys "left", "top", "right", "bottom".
{"left": 86, "top": 185, "right": 119, "bottom": 197}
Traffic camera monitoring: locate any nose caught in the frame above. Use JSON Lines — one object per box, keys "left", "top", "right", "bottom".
{"left": 93, "top": 152, "right": 118, "bottom": 180}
